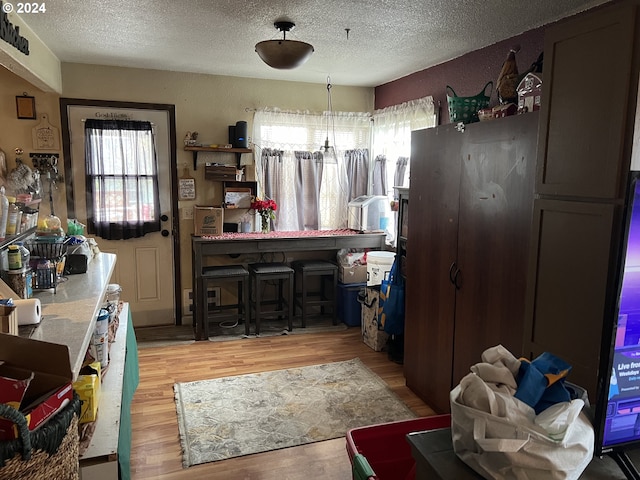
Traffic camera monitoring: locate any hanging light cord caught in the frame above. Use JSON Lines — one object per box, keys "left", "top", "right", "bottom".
{"left": 324, "top": 76, "right": 334, "bottom": 150}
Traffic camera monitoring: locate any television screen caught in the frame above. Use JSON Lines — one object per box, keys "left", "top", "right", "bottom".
{"left": 599, "top": 171, "right": 640, "bottom": 455}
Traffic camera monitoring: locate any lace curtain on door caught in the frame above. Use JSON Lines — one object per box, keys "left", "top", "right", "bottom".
{"left": 253, "top": 109, "right": 371, "bottom": 231}
{"left": 84, "top": 119, "right": 161, "bottom": 240}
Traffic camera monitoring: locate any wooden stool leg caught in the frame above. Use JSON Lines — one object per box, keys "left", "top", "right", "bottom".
{"left": 243, "top": 277, "right": 250, "bottom": 336}
{"left": 201, "top": 277, "right": 210, "bottom": 339}
{"left": 277, "top": 278, "right": 284, "bottom": 318}
{"left": 254, "top": 276, "right": 261, "bottom": 335}
{"left": 301, "top": 272, "right": 307, "bottom": 328}
{"left": 287, "top": 273, "right": 294, "bottom": 332}
{"left": 331, "top": 269, "right": 338, "bottom": 325}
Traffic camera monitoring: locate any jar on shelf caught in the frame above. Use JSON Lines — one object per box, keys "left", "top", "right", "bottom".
{"left": 103, "top": 284, "right": 122, "bottom": 322}
{"left": 7, "top": 245, "right": 22, "bottom": 270}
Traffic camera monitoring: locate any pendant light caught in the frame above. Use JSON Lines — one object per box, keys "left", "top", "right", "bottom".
{"left": 255, "top": 21, "right": 314, "bottom": 70}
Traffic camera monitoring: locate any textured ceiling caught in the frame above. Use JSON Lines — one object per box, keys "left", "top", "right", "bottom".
{"left": 18, "top": 0, "right": 611, "bottom": 87}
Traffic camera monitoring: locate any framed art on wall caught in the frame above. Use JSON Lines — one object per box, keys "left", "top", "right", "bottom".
{"left": 16, "top": 94, "right": 36, "bottom": 120}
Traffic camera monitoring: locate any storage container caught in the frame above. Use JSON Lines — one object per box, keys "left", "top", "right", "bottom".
{"left": 103, "top": 283, "right": 122, "bottom": 322}
{"left": 346, "top": 415, "right": 452, "bottom": 480}
{"left": 337, "top": 282, "right": 365, "bottom": 326}
{"left": 366, "top": 251, "right": 395, "bottom": 286}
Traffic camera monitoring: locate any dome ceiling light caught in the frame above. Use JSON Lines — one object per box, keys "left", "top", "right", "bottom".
{"left": 255, "top": 20, "right": 314, "bottom": 70}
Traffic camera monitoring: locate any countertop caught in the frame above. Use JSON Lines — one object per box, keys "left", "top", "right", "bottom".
{"left": 19, "top": 252, "right": 116, "bottom": 380}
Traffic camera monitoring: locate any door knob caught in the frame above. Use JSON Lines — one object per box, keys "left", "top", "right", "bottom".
{"left": 160, "top": 214, "right": 169, "bottom": 222}
{"left": 161, "top": 229, "right": 170, "bottom": 237}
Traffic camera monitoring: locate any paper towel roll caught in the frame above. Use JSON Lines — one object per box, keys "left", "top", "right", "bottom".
{"left": 14, "top": 298, "right": 42, "bottom": 326}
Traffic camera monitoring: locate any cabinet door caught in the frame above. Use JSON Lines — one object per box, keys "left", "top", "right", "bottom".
{"left": 405, "top": 125, "right": 461, "bottom": 413}
{"left": 523, "top": 199, "right": 622, "bottom": 399}
{"left": 536, "top": 4, "right": 637, "bottom": 199}
{"left": 453, "top": 113, "right": 539, "bottom": 386}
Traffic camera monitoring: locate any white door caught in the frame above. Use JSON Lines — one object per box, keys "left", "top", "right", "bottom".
{"left": 63, "top": 103, "right": 176, "bottom": 327}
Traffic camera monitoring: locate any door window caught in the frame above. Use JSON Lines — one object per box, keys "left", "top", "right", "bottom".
{"left": 84, "top": 119, "right": 161, "bottom": 240}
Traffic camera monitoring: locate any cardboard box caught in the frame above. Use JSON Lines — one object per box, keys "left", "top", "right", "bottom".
{"left": 194, "top": 206, "right": 224, "bottom": 236}
{"left": 0, "top": 333, "right": 74, "bottom": 440}
{"left": 360, "top": 288, "right": 388, "bottom": 351}
{"left": 339, "top": 264, "right": 368, "bottom": 284}
{"left": 205, "top": 165, "right": 244, "bottom": 181}
{"left": 73, "top": 361, "right": 101, "bottom": 424}
{"left": 0, "top": 305, "right": 17, "bottom": 335}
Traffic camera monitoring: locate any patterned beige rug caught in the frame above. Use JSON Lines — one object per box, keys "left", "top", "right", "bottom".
{"left": 174, "top": 358, "right": 416, "bottom": 467}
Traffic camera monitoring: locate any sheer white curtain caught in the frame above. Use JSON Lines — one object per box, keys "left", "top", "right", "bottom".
{"left": 372, "top": 96, "right": 437, "bottom": 197}
{"left": 253, "top": 108, "right": 371, "bottom": 230}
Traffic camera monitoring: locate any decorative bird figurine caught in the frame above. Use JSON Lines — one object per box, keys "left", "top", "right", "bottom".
{"left": 497, "top": 45, "right": 520, "bottom": 105}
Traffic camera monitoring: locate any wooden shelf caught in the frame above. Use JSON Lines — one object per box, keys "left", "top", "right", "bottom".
{"left": 185, "top": 146, "right": 252, "bottom": 170}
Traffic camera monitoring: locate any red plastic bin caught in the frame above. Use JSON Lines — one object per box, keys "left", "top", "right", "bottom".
{"left": 346, "top": 414, "right": 452, "bottom": 480}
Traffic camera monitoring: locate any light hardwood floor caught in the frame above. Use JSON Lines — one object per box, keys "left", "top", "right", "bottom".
{"left": 130, "top": 328, "right": 436, "bottom": 479}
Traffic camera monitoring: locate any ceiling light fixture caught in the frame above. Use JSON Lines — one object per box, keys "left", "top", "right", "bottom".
{"left": 255, "top": 20, "right": 314, "bottom": 70}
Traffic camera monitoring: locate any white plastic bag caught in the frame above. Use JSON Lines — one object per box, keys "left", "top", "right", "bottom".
{"left": 450, "top": 381, "right": 594, "bottom": 480}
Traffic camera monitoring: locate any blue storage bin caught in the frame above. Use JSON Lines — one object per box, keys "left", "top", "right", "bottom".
{"left": 337, "top": 282, "right": 366, "bottom": 326}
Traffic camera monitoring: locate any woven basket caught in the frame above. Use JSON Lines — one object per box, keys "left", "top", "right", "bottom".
{"left": 446, "top": 81, "right": 493, "bottom": 124}
{"left": 0, "top": 394, "right": 81, "bottom": 480}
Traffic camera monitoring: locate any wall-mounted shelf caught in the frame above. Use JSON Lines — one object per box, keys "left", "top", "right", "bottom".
{"left": 184, "top": 146, "right": 252, "bottom": 170}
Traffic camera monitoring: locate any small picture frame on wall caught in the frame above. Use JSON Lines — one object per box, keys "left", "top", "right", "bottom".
{"left": 16, "top": 94, "right": 36, "bottom": 120}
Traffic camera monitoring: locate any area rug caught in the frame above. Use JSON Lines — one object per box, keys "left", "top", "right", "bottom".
{"left": 174, "top": 358, "right": 416, "bottom": 467}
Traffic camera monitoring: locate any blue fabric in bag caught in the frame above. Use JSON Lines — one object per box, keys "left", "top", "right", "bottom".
{"left": 377, "top": 255, "right": 405, "bottom": 335}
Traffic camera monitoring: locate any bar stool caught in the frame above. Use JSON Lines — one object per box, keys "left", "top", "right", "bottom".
{"left": 248, "top": 262, "right": 294, "bottom": 335}
{"left": 291, "top": 260, "right": 338, "bottom": 328}
{"left": 200, "top": 265, "right": 250, "bottom": 339}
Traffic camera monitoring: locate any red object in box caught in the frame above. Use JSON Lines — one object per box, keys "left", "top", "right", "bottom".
{"left": 0, "top": 333, "right": 74, "bottom": 440}
{"left": 346, "top": 415, "right": 451, "bottom": 480}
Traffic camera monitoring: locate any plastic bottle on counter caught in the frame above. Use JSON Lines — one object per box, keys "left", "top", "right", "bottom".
{"left": 16, "top": 242, "right": 30, "bottom": 270}
{"left": 5, "top": 201, "right": 20, "bottom": 236}
{"left": 0, "top": 187, "right": 8, "bottom": 241}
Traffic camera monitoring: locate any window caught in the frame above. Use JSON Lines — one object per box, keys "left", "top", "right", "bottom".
{"left": 252, "top": 98, "right": 435, "bottom": 233}
{"left": 84, "top": 119, "right": 161, "bottom": 239}
{"left": 372, "top": 96, "right": 437, "bottom": 196}
{"left": 253, "top": 109, "right": 371, "bottom": 231}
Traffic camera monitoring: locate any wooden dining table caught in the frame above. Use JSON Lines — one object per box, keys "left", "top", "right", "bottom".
{"left": 191, "top": 229, "right": 387, "bottom": 340}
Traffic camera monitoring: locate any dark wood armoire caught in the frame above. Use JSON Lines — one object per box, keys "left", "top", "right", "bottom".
{"left": 404, "top": 112, "right": 539, "bottom": 413}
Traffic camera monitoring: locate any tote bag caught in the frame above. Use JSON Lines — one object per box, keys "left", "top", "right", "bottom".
{"left": 450, "top": 384, "right": 594, "bottom": 480}
{"left": 377, "top": 256, "right": 405, "bottom": 335}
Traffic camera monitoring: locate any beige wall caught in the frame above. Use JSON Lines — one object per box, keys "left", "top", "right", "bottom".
{"left": 57, "top": 63, "right": 374, "bottom": 295}
{"left": 0, "top": 66, "right": 64, "bottom": 216}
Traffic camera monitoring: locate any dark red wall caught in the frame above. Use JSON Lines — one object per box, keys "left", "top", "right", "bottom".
{"left": 374, "top": 28, "right": 544, "bottom": 122}
{"left": 374, "top": 2, "right": 620, "bottom": 122}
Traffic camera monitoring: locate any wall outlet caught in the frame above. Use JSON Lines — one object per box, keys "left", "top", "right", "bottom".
{"left": 182, "top": 206, "right": 194, "bottom": 220}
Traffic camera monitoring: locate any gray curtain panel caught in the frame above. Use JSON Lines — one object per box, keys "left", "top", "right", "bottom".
{"left": 394, "top": 156, "right": 409, "bottom": 187}
{"left": 261, "top": 148, "right": 283, "bottom": 230}
{"left": 345, "top": 149, "right": 369, "bottom": 202}
{"left": 372, "top": 154, "right": 387, "bottom": 196}
{"left": 294, "top": 151, "right": 324, "bottom": 230}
